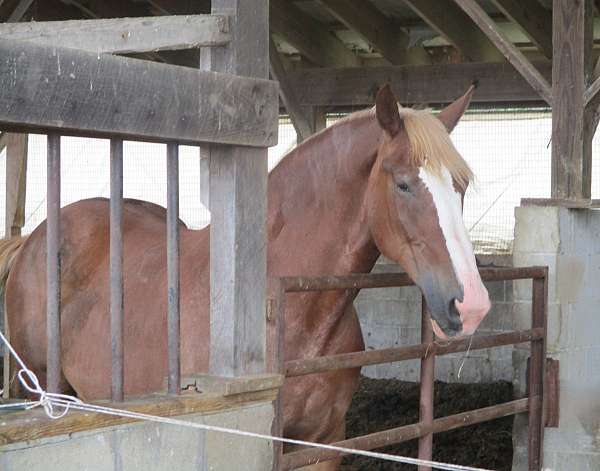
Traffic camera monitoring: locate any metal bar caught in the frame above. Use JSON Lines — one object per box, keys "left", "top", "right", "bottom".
{"left": 285, "top": 328, "right": 544, "bottom": 377}
{"left": 266, "top": 278, "right": 286, "bottom": 471}
{"left": 110, "top": 138, "right": 124, "bottom": 402}
{"left": 280, "top": 267, "right": 549, "bottom": 292}
{"left": 166, "top": 143, "right": 180, "bottom": 396}
{"left": 418, "top": 297, "right": 434, "bottom": 471}
{"left": 46, "top": 133, "right": 61, "bottom": 394}
{"left": 529, "top": 273, "right": 548, "bottom": 470}
{"left": 281, "top": 398, "right": 529, "bottom": 469}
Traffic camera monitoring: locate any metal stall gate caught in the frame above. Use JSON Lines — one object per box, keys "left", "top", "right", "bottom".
{"left": 268, "top": 266, "right": 551, "bottom": 471}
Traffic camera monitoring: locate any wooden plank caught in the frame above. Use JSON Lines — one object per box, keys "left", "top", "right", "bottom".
{"left": 3, "top": 133, "right": 27, "bottom": 238}
{"left": 0, "top": 389, "right": 278, "bottom": 446}
{"left": 402, "top": 0, "right": 504, "bottom": 63}
{"left": 0, "top": 15, "right": 231, "bottom": 54}
{"left": 545, "top": 358, "right": 560, "bottom": 428}
{"left": 521, "top": 198, "right": 593, "bottom": 208}
{"left": 270, "top": 0, "right": 361, "bottom": 68}
{"left": 551, "top": 0, "right": 593, "bottom": 199}
{"left": 316, "top": 0, "right": 429, "bottom": 66}
{"left": 285, "top": 61, "right": 552, "bottom": 107}
{"left": 490, "top": 0, "right": 553, "bottom": 59}
{"left": 178, "top": 373, "right": 283, "bottom": 396}
{"left": 206, "top": 0, "right": 271, "bottom": 377}
{"left": 0, "top": 39, "right": 278, "bottom": 147}
{"left": 270, "top": 37, "right": 313, "bottom": 142}
{"left": 6, "top": 0, "right": 33, "bottom": 22}
{"left": 453, "top": 0, "right": 552, "bottom": 105}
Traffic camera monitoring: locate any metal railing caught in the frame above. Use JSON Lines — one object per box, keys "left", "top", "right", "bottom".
{"left": 267, "top": 266, "right": 548, "bottom": 471}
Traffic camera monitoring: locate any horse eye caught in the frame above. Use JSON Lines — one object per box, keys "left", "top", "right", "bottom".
{"left": 397, "top": 182, "right": 410, "bottom": 193}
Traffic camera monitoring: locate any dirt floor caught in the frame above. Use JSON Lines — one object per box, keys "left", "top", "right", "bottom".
{"left": 341, "top": 377, "right": 514, "bottom": 471}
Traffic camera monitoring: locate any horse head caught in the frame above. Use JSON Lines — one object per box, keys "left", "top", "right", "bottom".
{"left": 366, "top": 84, "right": 490, "bottom": 339}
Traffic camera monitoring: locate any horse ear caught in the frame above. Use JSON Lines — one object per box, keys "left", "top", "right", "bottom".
{"left": 376, "top": 84, "right": 403, "bottom": 137}
{"left": 437, "top": 82, "right": 477, "bottom": 133}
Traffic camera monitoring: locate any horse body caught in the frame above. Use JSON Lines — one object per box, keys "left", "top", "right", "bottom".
{"left": 3, "top": 85, "right": 490, "bottom": 470}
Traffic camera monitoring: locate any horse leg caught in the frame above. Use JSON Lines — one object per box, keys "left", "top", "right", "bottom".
{"left": 295, "top": 419, "right": 346, "bottom": 471}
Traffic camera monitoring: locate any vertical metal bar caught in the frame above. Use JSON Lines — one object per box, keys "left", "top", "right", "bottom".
{"left": 167, "top": 143, "right": 180, "bottom": 396}
{"left": 110, "top": 139, "right": 124, "bottom": 402}
{"left": 418, "top": 294, "right": 435, "bottom": 471}
{"left": 529, "top": 274, "right": 548, "bottom": 470}
{"left": 267, "top": 278, "right": 286, "bottom": 471}
{"left": 46, "top": 133, "right": 61, "bottom": 394}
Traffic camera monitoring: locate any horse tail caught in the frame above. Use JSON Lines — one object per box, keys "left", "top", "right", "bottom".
{"left": 0, "top": 236, "right": 27, "bottom": 293}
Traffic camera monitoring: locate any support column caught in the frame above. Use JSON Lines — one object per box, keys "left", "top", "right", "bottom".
{"left": 4, "top": 133, "right": 28, "bottom": 238}
{"left": 512, "top": 205, "right": 600, "bottom": 470}
{"left": 205, "top": 0, "right": 269, "bottom": 377}
{"left": 551, "top": 0, "right": 594, "bottom": 200}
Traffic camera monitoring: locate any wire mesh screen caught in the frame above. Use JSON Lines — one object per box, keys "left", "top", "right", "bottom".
{"left": 2, "top": 109, "right": 600, "bottom": 254}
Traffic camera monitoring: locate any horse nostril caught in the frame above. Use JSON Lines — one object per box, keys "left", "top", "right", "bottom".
{"left": 447, "top": 299, "right": 462, "bottom": 330}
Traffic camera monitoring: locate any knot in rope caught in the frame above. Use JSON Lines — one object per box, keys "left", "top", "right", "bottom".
{"left": 17, "top": 368, "right": 82, "bottom": 419}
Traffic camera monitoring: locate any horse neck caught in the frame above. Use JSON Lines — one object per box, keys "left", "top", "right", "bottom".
{"left": 267, "top": 111, "right": 382, "bottom": 279}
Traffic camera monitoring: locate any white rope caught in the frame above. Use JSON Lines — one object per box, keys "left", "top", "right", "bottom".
{"left": 0, "top": 329, "right": 493, "bottom": 471}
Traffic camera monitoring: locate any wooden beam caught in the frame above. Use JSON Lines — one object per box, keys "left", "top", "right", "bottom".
{"left": 4, "top": 133, "right": 27, "bottom": 238}
{"left": 0, "top": 39, "right": 278, "bottom": 147}
{"left": 453, "top": 0, "right": 552, "bottom": 105}
{"left": 316, "top": 0, "right": 429, "bottom": 65}
{"left": 285, "top": 61, "right": 552, "bottom": 107}
{"left": 270, "top": 0, "right": 361, "bottom": 68}
{"left": 270, "top": 37, "right": 313, "bottom": 142}
{"left": 489, "top": 0, "right": 553, "bottom": 59}
{"left": 6, "top": 0, "right": 33, "bottom": 22}
{"left": 205, "top": 0, "right": 270, "bottom": 377}
{"left": 402, "top": 0, "right": 504, "bottom": 63}
{"left": 0, "top": 15, "right": 231, "bottom": 54}
{"left": 552, "top": 0, "right": 594, "bottom": 199}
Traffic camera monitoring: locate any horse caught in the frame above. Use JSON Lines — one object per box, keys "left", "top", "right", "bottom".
{"left": 0, "top": 84, "right": 490, "bottom": 470}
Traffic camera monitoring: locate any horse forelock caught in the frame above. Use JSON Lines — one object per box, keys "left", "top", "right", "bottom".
{"left": 399, "top": 107, "right": 473, "bottom": 191}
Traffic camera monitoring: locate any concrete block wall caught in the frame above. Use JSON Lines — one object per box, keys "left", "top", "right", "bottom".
{"left": 512, "top": 206, "right": 600, "bottom": 471}
{"left": 354, "top": 255, "right": 515, "bottom": 383}
{"left": 0, "top": 401, "right": 275, "bottom": 471}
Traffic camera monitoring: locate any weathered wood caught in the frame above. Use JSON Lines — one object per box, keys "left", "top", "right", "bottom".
{"left": 3, "top": 133, "right": 27, "bottom": 238}
{"left": 270, "top": 37, "right": 313, "bottom": 142}
{"left": 286, "top": 61, "right": 552, "bottom": 107}
{"left": 453, "top": 0, "right": 552, "bottom": 105}
{"left": 206, "top": 0, "right": 270, "bottom": 377}
{"left": 0, "top": 15, "right": 230, "bottom": 54}
{"left": 490, "top": 0, "right": 553, "bottom": 59}
{"left": 551, "top": 0, "right": 594, "bottom": 199}
{"left": 521, "top": 197, "right": 596, "bottom": 208}
{"left": 0, "top": 39, "right": 278, "bottom": 147}
{"left": 0, "top": 389, "right": 278, "bottom": 446}
{"left": 316, "top": 0, "right": 429, "bottom": 66}
{"left": 178, "top": 373, "right": 283, "bottom": 396}
{"left": 418, "top": 301, "right": 434, "bottom": 471}
{"left": 6, "top": 0, "right": 32, "bottom": 22}
{"left": 403, "top": 0, "right": 503, "bottom": 63}
{"left": 270, "top": 0, "right": 361, "bottom": 68}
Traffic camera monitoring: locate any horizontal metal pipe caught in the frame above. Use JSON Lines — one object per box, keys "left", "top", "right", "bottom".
{"left": 281, "top": 266, "right": 547, "bottom": 293}
{"left": 285, "top": 328, "right": 544, "bottom": 377}
{"left": 281, "top": 398, "right": 529, "bottom": 469}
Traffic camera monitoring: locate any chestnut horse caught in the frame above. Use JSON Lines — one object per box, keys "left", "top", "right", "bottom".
{"left": 1, "top": 85, "right": 489, "bottom": 470}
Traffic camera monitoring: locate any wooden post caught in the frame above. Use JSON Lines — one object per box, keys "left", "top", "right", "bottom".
{"left": 418, "top": 296, "right": 435, "bottom": 471}
{"left": 552, "top": 0, "right": 594, "bottom": 199}
{"left": 205, "top": 0, "right": 270, "bottom": 377}
{"left": 4, "top": 133, "right": 28, "bottom": 238}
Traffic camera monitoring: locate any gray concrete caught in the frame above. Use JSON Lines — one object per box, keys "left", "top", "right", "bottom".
{"left": 0, "top": 401, "right": 275, "bottom": 471}
{"left": 511, "top": 206, "right": 600, "bottom": 470}
{"left": 355, "top": 256, "right": 515, "bottom": 383}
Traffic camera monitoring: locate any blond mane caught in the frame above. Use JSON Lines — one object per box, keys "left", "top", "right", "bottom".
{"left": 329, "top": 106, "right": 473, "bottom": 189}
{"left": 399, "top": 107, "right": 473, "bottom": 190}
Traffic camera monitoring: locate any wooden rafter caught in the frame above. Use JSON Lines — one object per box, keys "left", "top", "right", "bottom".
{"left": 270, "top": 37, "right": 314, "bottom": 142}
{"left": 490, "top": 0, "right": 553, "bottom": 59}
{"left": 6, "top": 0, "right": 33, "bottom": 22}
{"left": 270, "top": 0, "right": 361, "bottom": 68}
{"left": 402, "top": 0, "right": 504, "bottom": 63}
{"left": 316, "top": 0, "right": 429, "bottom": 65}
{"left": 453, "top": 0, "right": 552, "bottom": 105}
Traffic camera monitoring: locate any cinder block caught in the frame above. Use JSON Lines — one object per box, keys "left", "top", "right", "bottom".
{"left": 513, "top": 206, "right": 560, "bottom": 253}
{"left": 554, "top": 452, "right": 600, "bottom": 471}
{"left": 512, "top": 251, "right": 557, "bottom": 302}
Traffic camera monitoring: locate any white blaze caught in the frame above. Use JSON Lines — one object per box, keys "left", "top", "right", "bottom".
{"left": 418, "top": 167, "right": 490, "bottom": 335}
